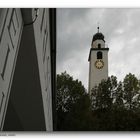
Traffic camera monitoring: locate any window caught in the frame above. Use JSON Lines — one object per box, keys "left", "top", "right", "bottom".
{"left": 98, "top": 43, "right": 101, "bottom": 48}
{"left": 97, "top": 51, "right": 102, "bottom": 59}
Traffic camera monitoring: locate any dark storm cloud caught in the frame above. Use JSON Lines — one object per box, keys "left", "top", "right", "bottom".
{"left": 57, "top": 9, "right": 92, "bottom": 62}
{"left": 57, "top": 8, "right": 140, "bottom": 89}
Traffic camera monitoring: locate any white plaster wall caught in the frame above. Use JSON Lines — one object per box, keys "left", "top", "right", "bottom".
{"left": 89, "top": 50, "right": 108, "bottom": 91}
{"left": 0, "top": 8, "right": 23, "bottom": 130}
{"left": 92, "top": 40, "right": 105, "bottom": 48}
{"left": 0, "top": 8, "right": 54, "bottom": 131}
{"left": 89, "top": 48, "right": 109, "bottom": 94}
{"left": 33, "top": 9, "right": 53, "bottom": 131}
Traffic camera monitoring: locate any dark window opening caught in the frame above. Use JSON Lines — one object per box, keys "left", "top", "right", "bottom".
{"left": 97, "top": 51, "right": 102, "bottom": 59}
{"left": 98, "top": 44, "right": 101, "bottom": 49}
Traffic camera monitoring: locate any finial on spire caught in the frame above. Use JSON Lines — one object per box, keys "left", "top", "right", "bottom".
{"left": 97, "top": 22, "right": 99, "bottom": 33}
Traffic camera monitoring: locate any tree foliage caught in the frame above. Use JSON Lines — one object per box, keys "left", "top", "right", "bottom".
{"left": 56, "top": 71, "right": 92, "bottom": 130}
{"left": 123, "top": 73, "right": 140, "bottom": 109}
{"left": 56, "top": 72, "right": 140, "bottom": 131}
{"left": 56, "top": 71, "right": 86, "bottom": 112}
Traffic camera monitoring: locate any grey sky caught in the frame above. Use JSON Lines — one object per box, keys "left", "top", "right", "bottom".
{"left": 57, "top": 8, "right": 140, "bottom": 89}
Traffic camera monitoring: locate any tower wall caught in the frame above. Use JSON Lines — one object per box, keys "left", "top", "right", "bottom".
{"left": 92, "top": 40, "right": 105, "bottom": 48}
{"left": 88, "top": 30, "right": 109, "bottom": 94}
{"left": 88, "top": 48, "right": 108, "bottom": 94}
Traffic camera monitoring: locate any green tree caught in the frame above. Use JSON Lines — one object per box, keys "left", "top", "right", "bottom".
{"left": 91, "top": 76, "right": 117, "bottom": 110}
{"left": 123, "top": 73, "right": 140, "bottom": 109}
{"left": 90, "top": 73, "right": 140, "bottom": 131}
{"left": 56, "top": 71, "right": 92, "bottom": 130}
{"left": 57, "top": 72, "right": 140, "bottom": 131}
{"left": 56, "top": 71, "right": 86, "bottom": 112}
{"left": 62, "top": 94, "right": 93, "bottom": 130}
{"left": 113, "top": 81, "right": 124, "bottom": 109}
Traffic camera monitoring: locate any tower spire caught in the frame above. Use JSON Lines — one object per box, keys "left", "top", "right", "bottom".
{"left": 97, "top": 22, "right": 99, "bottom": 33}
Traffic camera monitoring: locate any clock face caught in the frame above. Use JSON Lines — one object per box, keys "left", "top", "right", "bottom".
{"left": 95, "top": 60, "right": 104, "bottom": 69}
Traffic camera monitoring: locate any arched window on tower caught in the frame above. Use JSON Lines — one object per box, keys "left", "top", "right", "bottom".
{"left": 97, "top": 51, "right": 102, "bottom": 59}
{"left": 98, "top": 43, "right": 101, "bottom": 49}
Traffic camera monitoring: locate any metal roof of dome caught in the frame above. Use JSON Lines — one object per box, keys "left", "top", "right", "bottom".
{"left": 92, "top": 26, "right": 105, "bottom": 43}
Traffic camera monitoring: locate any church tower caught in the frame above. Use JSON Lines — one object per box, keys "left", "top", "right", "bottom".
{"left": 88, "top": 27, "right": 109, "bottom": 94}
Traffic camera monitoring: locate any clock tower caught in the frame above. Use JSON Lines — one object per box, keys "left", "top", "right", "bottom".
{"left": 88, "top": 27, "right": 109, "bottom": 94}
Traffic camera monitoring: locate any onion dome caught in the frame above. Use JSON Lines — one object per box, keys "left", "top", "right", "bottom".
{"left": 92, "top": 26, "right": 105, "bottom": 43}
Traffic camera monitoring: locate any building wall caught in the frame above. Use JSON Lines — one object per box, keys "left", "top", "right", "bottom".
{"left": 88, "top": 49, "right": 108, "bottom": 93}
{"left": 0, "top": 9, "right": 23, "bottom": 130}
{"left": 3, "top": 21, "right": 46, "bottom": 131}
{"left": 92, "top": 40, "right": 105, "bottom": 48}
{"left": 88, "top": 37, "right": 109, "bottom": 94}
{"left": 0, "top": 8, "right": 56, "bottom": 131}
{"left": 33, "top": 8, "right": 53, "bottom": 131}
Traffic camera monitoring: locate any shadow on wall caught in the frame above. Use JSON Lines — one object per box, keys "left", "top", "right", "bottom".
{"left": 3, "top": 24, "right": 46, "bottom": 131}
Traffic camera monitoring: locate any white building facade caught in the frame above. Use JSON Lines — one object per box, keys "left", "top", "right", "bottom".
{"left": 0, "top": 8, "right": 56, "bottom": 131}
{"left": 88, "top": 28, "right": 109, "bottom": 94}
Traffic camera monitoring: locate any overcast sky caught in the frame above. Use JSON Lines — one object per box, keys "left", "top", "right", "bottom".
{"left": 57, "top": 8, "right": 140, "bottom": 89}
